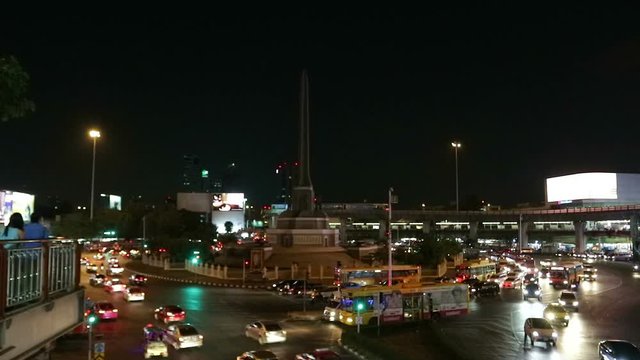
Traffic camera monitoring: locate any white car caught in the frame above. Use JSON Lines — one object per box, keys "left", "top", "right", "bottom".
{"left": 124, "top": 286, "right": 145, "bottom": 302}
{"left": 163, "top": 323, "right": 203, "bottom": 349}
{"left": 244, "top": 321, "right": 287, "bottom": 344}
{"left": 237, "top": 350, "right": 278, "bottom": 360}
{"left": 487, "top": 273, "right": 506, "bottom": 283}
{"left": 144, "top": 341, "right": 168, "bottom": 358}
{"left": 502, "top": 276, "right": 521, "bottom": 289}
{"left": 524, "top": 317, "right": 557, "bottom": 347}
{"left": 108, "top": 264, "right": 124, "bottom": 275}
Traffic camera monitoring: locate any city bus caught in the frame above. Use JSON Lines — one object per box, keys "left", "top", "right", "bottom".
{"left": 337, "top": 282, "right": 469, "bottom": 326}
{"left": 455, "top": 259, "right": 497, "bottom": 282}
{"left": 336, "top": 265, "right": 421, "bottom": 286}
{"left": 549, "top": 261, "right": 583, "bottom": 289}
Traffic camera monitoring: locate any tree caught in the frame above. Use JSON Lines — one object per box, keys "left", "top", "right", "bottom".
{"left": 0, "top": 56, "right": 35, "bottom": 121}
{"left": 408, "top": 233, "right": 462, "bottom": 268}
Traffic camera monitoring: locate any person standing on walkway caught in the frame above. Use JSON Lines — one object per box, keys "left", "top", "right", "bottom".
{"left": 24, "top": 212, "right": 50, "bottom": 240}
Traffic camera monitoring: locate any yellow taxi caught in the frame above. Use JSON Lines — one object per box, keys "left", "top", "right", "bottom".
{"left": 543, "top": 302, "right": 570, "bottom": 327}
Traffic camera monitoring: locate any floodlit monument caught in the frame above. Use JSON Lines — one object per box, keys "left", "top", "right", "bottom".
{"left": 266, "top": 70, "right": 342, "bottom": 253}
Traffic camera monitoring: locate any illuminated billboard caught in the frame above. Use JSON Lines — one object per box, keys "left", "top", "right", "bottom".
{"left": 212, "top": 193, "right": 245, "bottom": 212}
{"left": 1, "top": 190, "right": 35, "bottom": 225}
{"left": 546, "top": 173, "right": 618, "bottom": 203}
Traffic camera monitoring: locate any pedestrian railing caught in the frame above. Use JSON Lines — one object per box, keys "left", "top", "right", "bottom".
{"left": 0, "top": 240, "right": 81, "bottom": 317}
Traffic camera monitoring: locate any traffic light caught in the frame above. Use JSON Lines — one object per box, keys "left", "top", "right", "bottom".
{"left": 244, "top": 259, "right": 250, "bottom": 266}
{"left": 86, "top": 312, "right": 99, "bottom": 327}
{"left": 191, "top": 251, "right": 201, "bottom": 264}
{"left": 355, "top": 300, "right": 365, "bottom": 312}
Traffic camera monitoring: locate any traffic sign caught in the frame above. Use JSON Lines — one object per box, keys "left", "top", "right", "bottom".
{"left": 356, "top": 315, "right": 363, "bottom": 325}
{"left": 94, "top": 342, "right": 105, "bottom": 353}
{"left": 93, "top": 354, "right": 104, "bottom": 360}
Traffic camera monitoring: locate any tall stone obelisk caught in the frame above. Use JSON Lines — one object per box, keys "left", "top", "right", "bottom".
{"left": 266, "top": 70, "right": 341, "bottom": 251}
{"left": 291, "top": 69, "right": 315, "bottom": 215}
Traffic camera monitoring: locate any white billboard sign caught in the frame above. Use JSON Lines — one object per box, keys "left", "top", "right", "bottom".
{"left": 546, "top": 173, "right": 618, "bottom": 202}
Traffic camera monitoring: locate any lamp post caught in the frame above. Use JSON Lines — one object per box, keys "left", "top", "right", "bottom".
{"left": 89, "top": 130, "right": 101, "bottom": 221}
{"left": 451, "top": 141, "right": 461, "bottom": 212}
{"left": 387, "top": 187, "right": 394, "bottom": 287}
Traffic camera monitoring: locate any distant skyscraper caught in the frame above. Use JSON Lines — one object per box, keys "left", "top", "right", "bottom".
{"left": 182, "top": 154, "right": 200, "bottom": 192}
{"left": 275, "top": 161, "right": 299, "bottom": 206}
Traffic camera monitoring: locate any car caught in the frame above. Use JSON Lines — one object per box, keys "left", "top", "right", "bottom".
{"left": 124, "top": 286, "right": 145, "bottom": 302}
{"left": 538, "top": 268, "right": 550, "bottom": 278}
{"left": 163, "top": 323, "right": 203, "bottom": 349}
{"left": 86, "top": 263, "right": 99, "bottom": 273}
{"left": 523, "top": 273, "right": 538, "bottom": 285}
{"left": 272, "top": 279, "right": 300, "bottom": 293}
{"left": 91, "top": 301, "right": 119, "bottom": 320}
{"left": 523, "top": 318, "right": 557, "bottom": 347}
{"left": 89, "top": 274, "right": 106, "bottom": 286}
{"left": 287, "top": 281, "right": 322, "bottom": 297}
{"left": 434, "top": 276, "right": 456, "bottom": 283}
{"left": 487, "top": 273, "right": 506, "bottom": 283}
{"left": 244, "top": 321, "right": 287, "bottom": 344}
{"left": 462, "top": 278, "right": 481, "bottom": 288}
{"left": 598, "top": 340, "right": 640, "bottom": 360}
{"left": 543, "top": 303, "right": 570, "bottom": 327}
{"left": 470, "top": 281, "right": 500, "bottom": 297}
{"left": 144, "top": 340, "right": 168, "bottom": 359}
{"left": 130, "top": 274, "right": 148, "bottom": 286}
{"left": 107, "top": 264, "right": 124, "bottom": 275}
{"left": 502, "top": 276, "right": 521, "bottom": 289}
{"left": 583, "top": 264, "right": 597, "bottom": 272}
{"left": 322, "top": 300, "right": 342, "bottom": 322}
{"left": 523, "top": 283, "right": 542, "bottom": 301}
{"left": 107, "top": 257, "right": 119, "bottom": 265}
{"left": 310, "top": 285, "right": 340, "bottom": 303}
{"left": 93, "top": 253, "right": 105, "bottom": 260}
{"left": 581, "top": 269, "right": 597, "bottom": 281}
{"left": 154, "top": 305, "right": 186, "bottom": 324}
{"left": 558, "top": 291, "right": 579, "bottom": 311}
{"left": 80, "top": 257, "right": 90, "bottom": 266}
{"left": 105, "top": 277, "right": 126, "bottom": 293}
{"left": 295, "top": 348, "right": 341, "bottom": 360}
{"left": 237, "top": 350, "right": 279, "bottom": 360}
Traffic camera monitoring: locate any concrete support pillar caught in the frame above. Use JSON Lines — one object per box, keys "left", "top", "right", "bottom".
{"left": 631, "top": 214, "right": 640, "bottom": 258}
{"left": 223, "top": 265, "right": 228, "bottom": 279}
{"left": 275, "top": 266, "right": 279, "bottom": 280}
{"left": 378, "top": 221, "right": 387, "bottom": 241}
{"left": 519, "top": 221, "right": 530, "bottom": 251}
{"left": 307, "top": 264, "right": 312, "bottom": 279}
{"left": 422, "top": 221, "right": 431, "bottom": 234}
{"left": 320, "top": 265, "right": 324, "bottom": 280}
{"left": 574, "top": 220, "right": 586, "bottom": 254}
{"left": 339, "top": 222, "right": 347, "bottom": 245}
{"left": 469, "top": 221, "right": 479, "bottom": 241}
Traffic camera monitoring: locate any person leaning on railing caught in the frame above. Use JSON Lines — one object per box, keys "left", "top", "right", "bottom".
{"left": 0, "top": 212, "right": 25, "bottom": 243}
{"left": 23, "top": 212, "right": 50, "bottom": 247}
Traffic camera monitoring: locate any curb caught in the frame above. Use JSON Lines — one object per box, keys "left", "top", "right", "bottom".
{"left": 123, "top": 264, "right": 270, "bottom": 290}
{"left": 342, "top": 345, "right": 369, "bottom": 360}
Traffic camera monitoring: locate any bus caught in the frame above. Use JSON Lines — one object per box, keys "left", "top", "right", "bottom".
{"left": 549, "top": 261, "right": 583, "bottom": 289}
{"left": 336, "top": 265, "right": 421, "bottom": 286}
{"left": 337, "top": 283, "right": 469, "bottom": 326}
{"left": 455, "top": 259, "right": 497, "bottom": 282}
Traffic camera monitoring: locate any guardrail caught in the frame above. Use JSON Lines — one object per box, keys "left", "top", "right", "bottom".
{"left": 0, "top": 240, "right": 81, "bottom": 318}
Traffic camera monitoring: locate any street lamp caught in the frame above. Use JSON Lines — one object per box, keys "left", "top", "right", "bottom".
{"left": 89, "top": 129, "right": 101, "bottom": 221}
{"left": 451, "top": 141, "right": 462, "bottom": 212}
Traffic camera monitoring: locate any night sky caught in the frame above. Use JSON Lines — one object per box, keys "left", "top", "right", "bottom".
{"left": 2, "top": 6, "right": 640, "bottom": 209}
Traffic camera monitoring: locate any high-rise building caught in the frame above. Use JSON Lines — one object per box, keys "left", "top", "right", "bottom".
{"left": 275, "top": 161, "right": 298, "bottom": 206}
{"left": 182, "top": 154, "right": 200, "bottom": 192}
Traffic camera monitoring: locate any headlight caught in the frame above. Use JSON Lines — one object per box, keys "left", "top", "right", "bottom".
{"left": 346, "top": 317, "right": 353, "bottom": 323}
{"left": 572, "top": 301, "right": 579, "bottom": 306}
{"left": 592, "top": 274, "right": 597, "bottom": 278}
{"left": 330, "top": 311, "right": 336, "bottom": 316}
{"left": 534, "top": 290, "right": 541, "bottom": 295}
{"left": 471, "top": 288, "right": 476, "bottom": 292}
{"left": 559, "top": 300, "right": 566, "bottom": 305}
{"left": 552, "top": 332, "right": 558, "bottom": 338}
{"left": 524, "top": 290, "right": 529, "bottom": 295}
{"left": 545, "top": 314, "right": 554, "bottom": 320}
{"left": 563, "top": 280, "right": 568, "bottom": 284}
{"left": 532, "top": 331, "right": 539, "bottom": 337}
{"left": 634, "top": 265, "right": 638, "bottom": 270}
{"left": 564, "top": 315, "right": 570, "bottom": 320}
